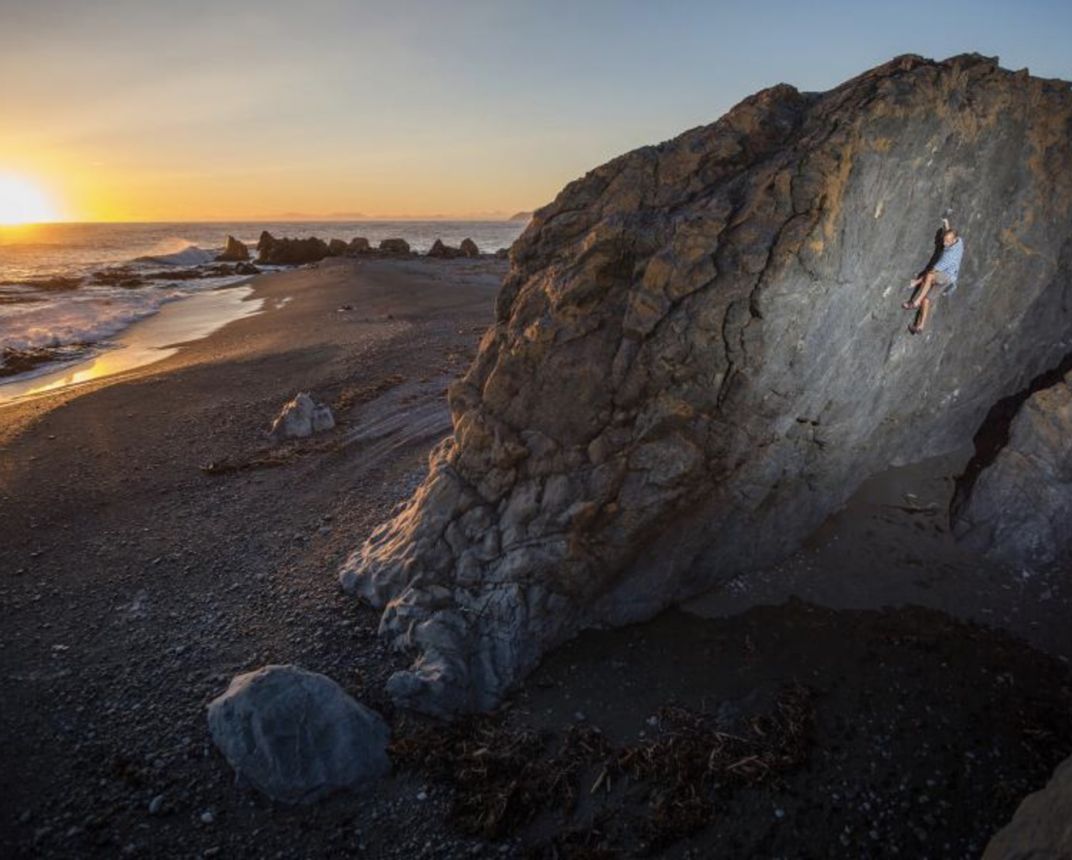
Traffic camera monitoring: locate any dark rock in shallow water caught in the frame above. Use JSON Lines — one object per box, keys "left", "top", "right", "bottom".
{"left": 495, "top": 247, "right": 510, "bottom": 259}
{"left": 378, "top": 238, "right": 411, "bottom": 255}
{"left": 347, "top": 237, "right": 371, "bottom": 255}
{"left": 206, "top": 665, "right": 390, "bottom": 804}
{"left": 427, "top": 239, "right": 463, "bottom": 259}
{"left": 234, "top": 261, "right": 260, "bottom": 275}
{"left": 90, "top": 268, "right": 145, "bottom": 288}
{"left": 1, "top": 344, "right": 89, "bottom": 378}
{"left": 216, "top": 235, "right": 250, "bottom": 262}
{"left": 143, "top": 268, "right": 204, "bottom": 281}
{"left": 983, "top": 754, "right": 1072, "bottom": 859}
{"left": 340, "top": 53, "right": 1072, "bottom": 716}
{"left": 14, "top": 275, "right": 84, "bottom": 291}
{"left": 459, "top": 237, "right": 479, "bottom": 258}
{"left": 952, "top": 370, "right": 1072, "bottom": 568}
{"left": 327, "top": 238, "right": 348, "bottom": 256}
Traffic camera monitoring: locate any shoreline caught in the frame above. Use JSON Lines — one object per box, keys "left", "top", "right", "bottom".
{"left": 0, "top": 222, "right": 526, "bottom": 399}
{"left": 0, "top": 280, "right": 262, "bottom": 407}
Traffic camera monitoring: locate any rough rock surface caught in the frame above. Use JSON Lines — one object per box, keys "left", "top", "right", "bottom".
{"left": 327, "top": 238, "right": 349, "bottom": 256}
{"left": 216, "top": 235, "right": 250, "bottom": 262}
{"left": 459, "top": 237, "right": 480, "bottom": 258}
{"left": 953, "top": 370, "right": 1072, "bottom": 568}
{"left": 347, "top": 236, "right": 372, "bottom": 255}
{"left": 428, "top": 239, "right": 464, "bottom": 259}
{"left": 340, "top": 54, "right": 1072, "bottom": 716}
{"left": 206, "top": 665, "right": 390, "bottom": 804}
{"left": 267, "top": 392, "right": 335, "bottom": 441}
{"left": 983, "top": 754, "right": 1072, "bottom": 859}
{"left": 378, "top": 238, "right": 411, "bottom": 255}
{"left": 257, "top": 232, "right": 330, "bottom": 265}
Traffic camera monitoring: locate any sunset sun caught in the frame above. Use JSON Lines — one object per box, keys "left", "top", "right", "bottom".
{"left": 0, "top": 173, "right": 60, "bottom": 224}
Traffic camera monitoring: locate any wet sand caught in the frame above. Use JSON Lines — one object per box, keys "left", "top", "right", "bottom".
{"left": 1, "top": 256, "right": 1068, "bottom": 858}
{"left": 0, "top": 284, "right": 263, "bottom": 406}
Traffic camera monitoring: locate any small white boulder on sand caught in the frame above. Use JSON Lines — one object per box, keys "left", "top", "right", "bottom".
{"left": 207, "top": 664, "right": 390, "bottom": 804}
{"left": 267, "top": 392, "right": 334, "bottom": 442}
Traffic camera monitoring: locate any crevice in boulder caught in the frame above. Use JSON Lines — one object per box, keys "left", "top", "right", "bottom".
{"left": 952, "top": 350, "right": 1072, "bottom": 516}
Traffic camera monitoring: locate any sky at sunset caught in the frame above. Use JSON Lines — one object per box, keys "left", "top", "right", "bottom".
{"left": 1, "top": 0, "right": 1070, "bottom": 222}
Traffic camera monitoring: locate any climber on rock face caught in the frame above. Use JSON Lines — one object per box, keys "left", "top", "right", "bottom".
{"left": 902, "top": 218, "right": 964, "bottom": 334}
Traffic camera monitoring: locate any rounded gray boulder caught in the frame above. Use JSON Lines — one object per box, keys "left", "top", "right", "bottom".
{"left": 207, "top": 664, "right": 390, "bottom": 804}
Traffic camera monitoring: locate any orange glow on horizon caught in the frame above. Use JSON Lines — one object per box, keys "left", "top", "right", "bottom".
{"left": 0, "top": 145, "right": 546, "bottom": 223}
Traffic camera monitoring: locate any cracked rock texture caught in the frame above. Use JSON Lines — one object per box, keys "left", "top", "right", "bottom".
{"left": 340, "top": 53, "right": 1072, "bottom": 716}
{"left": 953, "top": 370, "right": 1072, "bottom": 568}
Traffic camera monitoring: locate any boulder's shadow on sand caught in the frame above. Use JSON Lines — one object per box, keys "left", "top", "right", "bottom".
{"left": 397, "top": 449, "right": 1072, "bottom": 856}
{"left": 496, "top": 600, "right": 1072, "bottom": 856}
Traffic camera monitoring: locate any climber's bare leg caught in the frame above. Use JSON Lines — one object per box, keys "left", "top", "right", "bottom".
{"left": 910, "top": 296, "right": 933, "bottom": 334}
{"left": 903, "top": 271, "right": 935, "bottom": 309}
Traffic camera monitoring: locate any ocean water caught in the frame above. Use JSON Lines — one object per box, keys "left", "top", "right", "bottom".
{"left": 0, "top": 220, "right": 526, "bottom": 368}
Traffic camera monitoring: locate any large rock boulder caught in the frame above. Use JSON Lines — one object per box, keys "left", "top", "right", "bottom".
{"left": 327, "top": 238, "right": 349, "bottom": 257}
{"left": 340, "top": 53, "right": 1072, "bottom": 716}
{"left": 428, "top": 239, "right": 463, "bottom": 259}
{"left": 268, "top": 392, "right": 335, "bottom": 442}
{"left": 347, "top": 237, "right": 372, "bottom": 255}
{"left": 983, "top": 754, "right": 1072, "bottom": 859}
{"left": 952, "top": 369, "right": 1072, "bottom": 568}
{"left": 378, "top": 238, "right": 411, "bottom": 255}
{"left": 256, "top": 232, "right": 330, "bottom": 265}
{"left": 216, "top": 235, "right": 250, "bottom": 262}
{"left": 459, "top": 237, "right": 480, "bottom": 258}
{"left": 207, "top": 665, "right": 390, "bottom": 804}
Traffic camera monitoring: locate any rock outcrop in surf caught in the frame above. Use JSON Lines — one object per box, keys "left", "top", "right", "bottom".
{"left": 217, "top": 235, "right": 250, "bottom": 262}
{"left": 340, "top": 53, "right": 1072, "bottom": 716}
{"left": 257, "top": 232, "right": 330, "bottom": 265}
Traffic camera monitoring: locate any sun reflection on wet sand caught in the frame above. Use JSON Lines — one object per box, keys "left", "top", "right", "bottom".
{"left": 0, "top": 286, "right": 263, "bottom": 405}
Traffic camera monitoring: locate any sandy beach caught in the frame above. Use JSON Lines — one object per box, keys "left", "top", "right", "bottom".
{"left": 2, "top": 258, "right": 1070, "bottom": 858}
{"left": 0, "top": 257, "right": 505, "bottom": 856}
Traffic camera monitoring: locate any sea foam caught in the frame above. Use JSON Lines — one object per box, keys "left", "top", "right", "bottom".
{"left": 0, "top": 279, "right": 242, "bottom": 352}
{"left": 134, "top": 243, "right": 216, "bottom": 267}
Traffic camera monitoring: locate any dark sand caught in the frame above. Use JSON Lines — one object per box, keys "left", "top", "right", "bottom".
{"left": 1, "top": 258, "right": 1069, "bottom": 859}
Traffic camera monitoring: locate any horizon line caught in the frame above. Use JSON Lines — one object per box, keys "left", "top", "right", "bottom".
{"left": 1, "top": 214, "right": 536, "bottom": 227}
